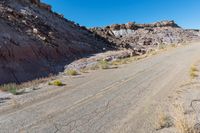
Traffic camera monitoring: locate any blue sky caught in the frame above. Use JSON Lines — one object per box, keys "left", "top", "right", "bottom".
{"left": 42, "top": 0, "right": 200, "bottom": 29}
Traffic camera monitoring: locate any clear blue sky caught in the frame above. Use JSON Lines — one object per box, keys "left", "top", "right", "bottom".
{"left": 42, "top": 0, "right": 200, "bottom": 29}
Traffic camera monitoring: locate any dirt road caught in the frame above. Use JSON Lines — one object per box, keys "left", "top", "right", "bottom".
{"left": 1, "top": 42, "right": 200, "bottom": 133}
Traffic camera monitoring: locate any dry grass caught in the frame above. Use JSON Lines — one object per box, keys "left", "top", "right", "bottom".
{"left": 133, "top": 54, "right": 148, "bottom": 61}
{"left": 89, "top": 64, "right": 100, "bottom": 70}
{"left": 146, "top": 49, "right": 159, "bottom": 56}
{"left": 190, "top": 65, "right": 199, "bottom": 79}
{"left": 173, "top": 105, "right": 197, "bottom": 133}
{"left": 66, "top": 69, "right": 79, "bottom": 76}
{"left": 111, "top": 58, "right": 132, "bottom": 66}
{"left": 0, "top": 76, "right": 53, "bottom": 95}
{"left": 155, "top": 107, "right": 173, "bottom": 130}
{"left": 96, "top": 53, "right": 153, "bottom": 70}
{"left": 98, "top": 58, "right": 132, "bottom": 69}
{"left": 149, "top": 51, "right": 158, "bottom": 56}
{"left": 191, "top": 65, "right": 199, "bottom": 72}
{"left": 155, "top": 104, "right": 198, "bottom": 132}
{"left": 190, "top": 72, "right": 198, "bottom": 79}
{"left": 156, "top": 112, "right": 172, "bottom": 130}
{"left": 98, "top": 60, "right": 110, "bottom": 69}
{"left": 157, "top": 43, "right": 181, "bottom": 53}
{"left": 21, "top": 76, "right": 54, "bottom": 88}
{"left": 80, "top": 68, "right": 89, "bottom": 73}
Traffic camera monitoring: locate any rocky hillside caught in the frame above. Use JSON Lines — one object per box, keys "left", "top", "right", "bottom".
{"left": 0, "top": 0, "right": 199, "bottom": 84}
{"left": 0, "top": 0, "right": 112, "bottom": 84}
{"left": 90, "top": 21, "right": 200, "bottom": 54}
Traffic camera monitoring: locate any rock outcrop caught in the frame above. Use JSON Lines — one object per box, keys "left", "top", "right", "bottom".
{"left": 108, "top": 20, "right": 180, "bottom": 31}
{"left": 90, "top": 21, "right": 200, "bottom": 54}
{"left": 0, "top": 0, "right": 112, "bottom": 84}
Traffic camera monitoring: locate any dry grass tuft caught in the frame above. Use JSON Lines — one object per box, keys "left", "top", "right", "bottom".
{"left": 66, "top": 69, "right": 79, "bottom": 76}
{"left": 173, "top": 105, "right": 197, "bottom": 133}
{"left": 155, "top": 108, "right": 173, "bottom": 130}
{"left": 190, "top": 65, "right": 199, "bottom": 79}
{"left": 156, "top": 112, "right": 172, "bottom": 130}
{"left": 80, "top": 68, "right": 89, "bottom": 73}
{"left": 0, "top": 76, "right": 53, "bottom": 95}
{"left": 190, "top": 72, "right": 198, "bottom": 79}
{"left": 191, "top": 65, "right": 199, "bottom": 72}
{"left": 98, "top": 60, "right": 110, "bottom": 69}
{"left": 111, "top": 58, "right": 132, "bottom": 66}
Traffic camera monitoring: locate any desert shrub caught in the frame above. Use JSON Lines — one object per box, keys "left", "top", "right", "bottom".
{"left": 190, "top": 65, "right": 199, "bottom": 79}
{"left": 48, "top": 80, "right": 64, "bottom": 86}
{"left": 173, "top": 105, "right": 196, "bottom": 133}
{"left": 156, "top": 113, "right": 172, "bottom": 130}
{"left": 155, "top": 109, "right": 173, "bottom": 130}
{"left": 98, "top": 60, "right": 110, "bottom": 69}
{"left": 66, "top": 69, "right": 78, "bottom": 76}
{"left": 190, "top": 72, "right": 198, "bottom": 79}
{"left": 191, "top": 65, "right": 199, "bottom": 72}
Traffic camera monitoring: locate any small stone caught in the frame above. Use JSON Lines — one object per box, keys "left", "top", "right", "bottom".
{"left": 33, "top": 28, "right": 38, "bottom": 34}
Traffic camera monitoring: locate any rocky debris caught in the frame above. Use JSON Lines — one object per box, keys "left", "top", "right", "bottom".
{"left": 0, "top": 0, "right": 112, "bottom": 84}
{"left": 90, "top": 21, "right": 200, "bottom": 54}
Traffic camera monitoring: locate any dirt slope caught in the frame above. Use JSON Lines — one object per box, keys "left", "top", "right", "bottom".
{"left": 0, "top": 0, "right": 111, "bottom": 84}
{"left": 1, "top": 42, "right": 200, "bottom": 133}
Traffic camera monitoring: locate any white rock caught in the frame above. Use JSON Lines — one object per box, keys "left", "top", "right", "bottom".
{"left": 112, "top": 29, "right": 134, "bottom": 37}
{"left": 33, "top": 28, "right": 38, "bottom": 34}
